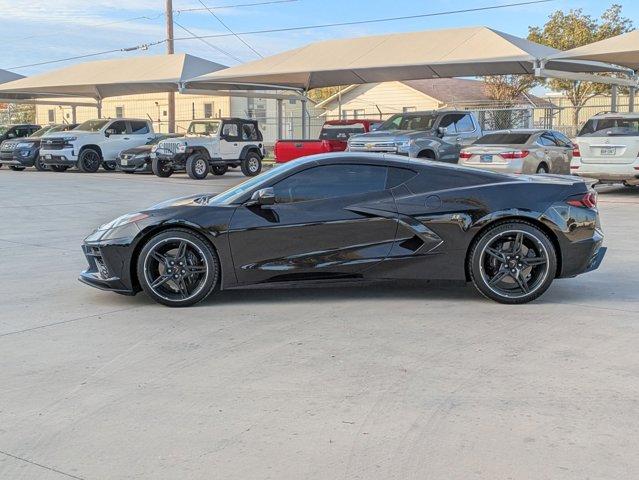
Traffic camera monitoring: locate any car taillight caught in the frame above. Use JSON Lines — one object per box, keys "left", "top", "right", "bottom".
{"left": 566, "top": 192, "right": 597, "bottom": 209}
{"left": 499, "top": 150, "right": 529, "bottom": 159}
{"left": 459, "top": 150, "right": 472, "bottom": 159}
{"left": 572, "top": 145, "right": 581, "bottom": 157}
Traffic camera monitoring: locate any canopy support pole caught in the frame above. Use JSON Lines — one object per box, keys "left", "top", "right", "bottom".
{"left": 301, "top": 98, "right": 308, "bottom": 140}
{"left": 629, "top": 88, "right": 635, "bottom": 112}
{"left": 276, "top": 98, "right": 283, "bottom": 140}
{"left": 96, "top": 99, "right": 102, "bottom": 119}
{"left": 71, "top": 105, "right": 77, "bottom": 123}
{"left": 611, "top": 85, "right": 618, "bottom": 112}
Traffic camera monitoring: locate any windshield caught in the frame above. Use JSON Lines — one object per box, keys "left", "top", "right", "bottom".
{"left": 76, "top": 119, "right": 109, "bottom": 132}
{"left": 47, "top": 124, "right": 77, "bottom": 134}
{"left": 30, "top": 126, "right": 53, "bottom": 137}
{"left": 209, "top": 160, "right": 302, "bottom": 205}
{"left": 579, "top": 118, "right": 639, "bottom": 137}
{"left": 474, "top": 133, "right": 532, "bottom": 145}
{"left": 320, "top": 123, "right": 366, "bottom": 140}
{"left": 378, "top": 113, "right": 437, "bottom": 131}
{"left": 187, "top": 121, "right": 220, "bottom": 136}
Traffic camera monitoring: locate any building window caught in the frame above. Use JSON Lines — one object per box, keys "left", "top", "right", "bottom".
{"left": 289, "top": 99, "right": 297, "bottom": 105}
{"left": 353, "top": 109, "right": 365, "bottom": 119}
{"left": 204, "top": 103, "right": 213, "bottom": 119}
{"left": 48, "top": 109, "right": 55, "bottom": 123}
{"left": 115, "top": 106, "right": 124, "bottom": 118}
{"left": 403, "top": 106, "right": 416, "bottom": 113}
{"left": 341, "top": 110, "right": 352, "bottom": 119}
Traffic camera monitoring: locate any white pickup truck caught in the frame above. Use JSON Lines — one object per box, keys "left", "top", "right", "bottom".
{"left": 41, "top": 118, "right": 155, "bottom": 172}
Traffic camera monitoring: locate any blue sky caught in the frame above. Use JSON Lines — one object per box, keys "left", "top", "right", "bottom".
{"left": 1, "top": 0, "right": 637, "bottom": 75}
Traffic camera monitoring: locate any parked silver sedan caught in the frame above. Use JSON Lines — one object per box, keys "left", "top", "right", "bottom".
{"left": 458, "top": 129, "right": 574, "bottom": 174}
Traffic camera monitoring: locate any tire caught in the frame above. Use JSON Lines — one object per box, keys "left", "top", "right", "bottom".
{"left": 102, "top": 161, "right": 117, "bottom": 171}
{"left": 77, "top": 148, "right": 101, "bottom": 173}
{"left": 136, "top": 228, "right": 219, "bottom": 307}
{"left": 50, "top": 165, "right": 69, "bottom": 172}
{"left": 186, "top": 153, "right": 210, "bottom": 180}
{"left": 152, "top": 157, "right": 173, "bottom": 178}
{"left": 34, "top": 156, "right": 49, "bottom": 171}
{"left": 241, "top": 151, "right": 262, "bottom": 177}
{"left": 468, "top": 221, "right": 557, "bottom": 304}
{"left": 536, "top": 164, "right": 549, "bottom": 174}
{"left": 9, "top": 165, "right": 26, "bottom": 171}
{"left": 211, "top": 164, "right": 228, "bottom": 176}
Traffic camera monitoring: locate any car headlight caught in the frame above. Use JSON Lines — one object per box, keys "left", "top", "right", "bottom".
{"left": 17, "top": 142, "right": 34, "bottom": 149}
{"left": 395, "top": 140, "right": 413, "bottom": 152}
{"left": 151, "top": 145, "right": 159, "bottom": 152}
{"left": 98, "top": 212, "right": 149, "bottom": 231}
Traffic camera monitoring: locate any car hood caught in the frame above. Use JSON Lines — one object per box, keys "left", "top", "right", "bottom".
{"left": 349, "top": 130, "right": 434, "bottom": 142}
{"left": 122, "top": 145, "right": 153, "bottom": 155}
{"left": 146, "top": 193, "right": 217, "bottom": 210}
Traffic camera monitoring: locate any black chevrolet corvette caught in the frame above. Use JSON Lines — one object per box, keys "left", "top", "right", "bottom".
{"left": 80, "top": 153, "right": 606, "bottom": 307}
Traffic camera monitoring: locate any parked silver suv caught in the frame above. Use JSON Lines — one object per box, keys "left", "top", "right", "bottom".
{"left": 347, "top": 110, "right": 482, "bottom": 162}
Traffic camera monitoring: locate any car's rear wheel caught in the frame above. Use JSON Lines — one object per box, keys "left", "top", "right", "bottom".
{"left": 241, "top": 151, "right": 262, "bottom": 176}
{"left": 50, "top": 165, "right": 69, "bottom": 172}
{"left": 211, "top": 164, "right": 228, "bottom": 176}
{"left": 152, "top": 157, "right": 173, "bottom": 177}
{"left": 77, "top": 148, "right": 101, "bottom": 173}
{"left": 34, "top": 156, "right": 48, "bottom": 171}
{"left": 186, "top": 153, "right": 210, "bottom": 180}
{"left": 137, "top": 229, "right": 219, "bottom": 307}
{"left": 9, "top": 165, "right": 26, "bottom": 171}
{"left": 102, "top": 160, "right": 117, "bottom": 171}
{"left": 468, "top": 221, "right": 556, "bottom": 304}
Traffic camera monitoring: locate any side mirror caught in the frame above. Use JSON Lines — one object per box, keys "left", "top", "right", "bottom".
{"left": 438, "top": 126, "right": 448, "bottom": 137}
{"left": 105, "top": 128, "right": 115, "bottom": 137}
{"left": 7, "top": 132, "right": 16, "bottom": 138}
{"left": 247, "top": 187, "right": 275, "bottom": 206}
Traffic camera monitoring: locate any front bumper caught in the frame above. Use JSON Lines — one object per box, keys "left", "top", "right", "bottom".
{"left": 10, "top": 148, "right": 39, "bottom": 166}
{"left": 41, "top": 148, "right": 77, "bottom": 166}
{"left": 117, "top": 157, "right": 151, "bottom": 172}
{"left": 79, "top": 243, "right": 137, "bottom": 295}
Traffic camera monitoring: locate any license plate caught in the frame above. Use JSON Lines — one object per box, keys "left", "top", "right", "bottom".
{"left": 45, "top": 154, "right": 52, "bottom": 160}
{"left": 480, "top": 154, "right": 493, "bottom": 163}
{"left": 600, "top": 147, "right": 616, "bottom": 156}
{"left": 121, "top": 159, "right": 128, "bottom": 166}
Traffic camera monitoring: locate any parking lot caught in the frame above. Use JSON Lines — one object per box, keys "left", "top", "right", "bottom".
{"left": 1, "top": 168, "right": 638, "bottom": 480}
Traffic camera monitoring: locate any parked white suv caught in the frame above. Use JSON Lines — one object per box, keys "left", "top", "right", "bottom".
{"left": 572, "top": 112, "right": 639, "bottom": 186}
{"left": 152, "top": 118, "right": 265, "bottom": 179}
{"left": 41, "top": 118, "right": 155, "bottom": 172}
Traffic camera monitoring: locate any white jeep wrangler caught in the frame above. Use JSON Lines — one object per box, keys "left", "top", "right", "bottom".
{"left": 151, "top": 118, "right": 266, "bottom": 179}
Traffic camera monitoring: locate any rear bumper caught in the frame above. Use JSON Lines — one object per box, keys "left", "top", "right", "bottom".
{"left": 584, "top": 246, "right": 607, "bottom": 273}
{"left": 571, "top": 159, "right": 639, "bottom": 182}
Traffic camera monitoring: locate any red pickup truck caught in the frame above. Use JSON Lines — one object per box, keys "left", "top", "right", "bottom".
{"left": 274, "top": 120, "right": 380, "bottom": 163}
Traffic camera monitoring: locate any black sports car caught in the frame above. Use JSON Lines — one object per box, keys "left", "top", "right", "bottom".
{"left": 117, "top": 134, "right": 179, "bottom": 173}
{"left": 80, "top": 153, "right": 606, "bottom": 307}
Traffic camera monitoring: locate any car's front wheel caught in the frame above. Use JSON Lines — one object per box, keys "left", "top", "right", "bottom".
{"left": 34, "top": 156, "right": 48, "bottom": 171}
{"left": 186, "top": 153, "right": 210, "bottom": 180}
{"left": 241, "top": 152, "right": 262, "bottom": 176}
{"left": 102, "top": 160, "right": 117, "bottom": 171}
{"left": 77, "top": 148, "right": 101, "bottom": 173}
{"left": 50, "top": 165, "right": 69, "bottom": 172}
{"left": 152, "top": 157, "right": 173, "bottom": 178}
{"left": 9, "top": 165, "right": 26, "bottom": 171}
{"left": 137, "top": 229, "right": 219, "bottom": 307}
{"left": 468, "top": 221, "right": 556, "bottom": 304}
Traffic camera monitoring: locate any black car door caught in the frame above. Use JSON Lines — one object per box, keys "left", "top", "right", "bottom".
{"left": 228, "top": 163, "right": 399, "bottom": 284}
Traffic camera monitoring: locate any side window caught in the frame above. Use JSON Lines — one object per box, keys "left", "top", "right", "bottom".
{"left": 454, "top": 114, "right": 475, "bottom": 133}
{"left": 552, "top": 131, "right": 572, "bottom": 147}
{"left": 241, "top": 123, "right": 259, "bottom": 141}
{"left": 538, "top": 133, "right": 558, "bottom": 146}
{"left": 15, "top": 128, "right": 30, "bottom": 137}
{"left": 439, "top": 114, "right": 464, "bottom": 133}
{"left": 273, "top": 164, "right": 389, "bottom": 204}
{"left": 222, "top": 122, "right": 239, "bottom": 140}
{"left": 108, "top": 121, "right": 127, "bottom": 135}
{"left": 129, "top": 121, "right": 150, "bottom": 134}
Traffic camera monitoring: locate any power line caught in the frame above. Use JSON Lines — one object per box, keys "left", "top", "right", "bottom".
{"left": 173, "top": 0, "right": 555, "bottom": 42}
{"left": 176, "top": 0, "right": 298, "bottom": 14}
{"left": 195, "top": 0, "right": 264, "bottom": 58}
{"left": 173, "top": 19, "right": 243, "bottom": 63}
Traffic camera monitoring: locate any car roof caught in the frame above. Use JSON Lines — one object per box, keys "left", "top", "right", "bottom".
{"left": 591, "top": 112, "right": 639, "bottom": 119}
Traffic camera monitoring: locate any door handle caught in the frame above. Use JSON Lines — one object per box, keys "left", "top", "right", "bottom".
{"left": 123, "top": 137, "right": 130, "bottom": 140}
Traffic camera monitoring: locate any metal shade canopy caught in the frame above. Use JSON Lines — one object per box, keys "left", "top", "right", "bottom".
{"left": 0, "top": 69, "right": 23, "bottom": 85}
{"left": 0, "top": 53, "right": 227, "bottom": 100}
{"left": 186, "top": 26, "right": 623, "bottom": 91}
{"left": 548, "top": 30, "right": 639, "bottom": 71}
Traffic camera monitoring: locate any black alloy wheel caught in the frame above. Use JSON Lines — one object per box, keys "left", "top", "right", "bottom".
{"left": 9, "top": 165, "right": 26, "bottom": 171}
{"left": 186, "top": 153, "right": 210, "bottom": 180}
{"left": 102, "top": 161, "right": 117, "bottom": 171}
{"left": 50, "top": 165, "right": 69, "bottom": 172}
{"left": 211, "top": 164, "right": 228, "bottom": 176}
{"left": 78, "top": 148, "right": 101, "bottom": 173}
{"left": 137, "top": 229, "right": 219, "bottom": 307}
{"left": 34, "top": 156, "right": 49, "bottom": 171}
{"left": 241, "top": 151, "right": 262, "bottom": 177}
{"left": 152, "top": 157, "right": 174, "bottom": 178}
{"left": 469, "top": 221, "right": 556, "bottom": 304}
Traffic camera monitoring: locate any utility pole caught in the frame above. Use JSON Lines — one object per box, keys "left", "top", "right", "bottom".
{"left": 166, "top": 0, "right": 176, "bottom": 133}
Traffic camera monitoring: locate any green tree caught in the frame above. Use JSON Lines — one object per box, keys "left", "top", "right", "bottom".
{"left": 528, "top": 4, "right": 633, "bottom": 127}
